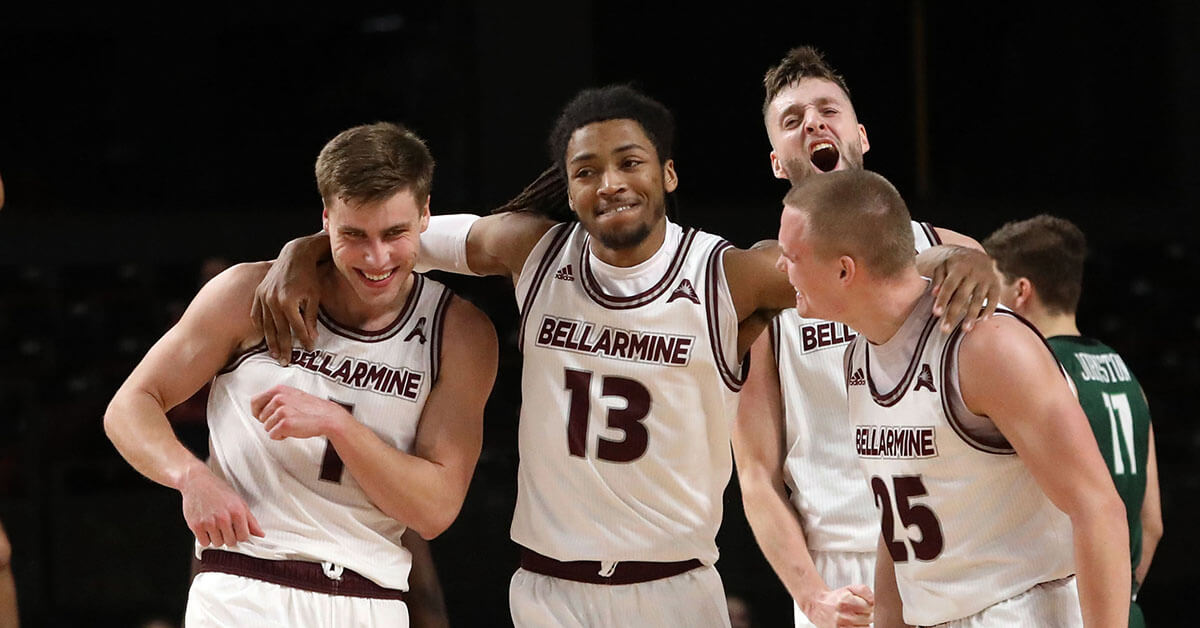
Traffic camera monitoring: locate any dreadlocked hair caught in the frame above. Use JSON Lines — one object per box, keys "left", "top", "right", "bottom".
{"left": 490, "top": 165, "right": 572, "bottom": 219}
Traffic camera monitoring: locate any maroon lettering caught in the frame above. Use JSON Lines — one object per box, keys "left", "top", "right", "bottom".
{"left": 612, "top": 331, "right": 630, "bottom": 357}
{"left": 627, "top": 332, "right": 649, "bottom": 360}
{"left": 349, "top": 362, "right": 368, "bottom": 388}
{"left": 562, "top": 320, "right": 581, "bottom": 350}
{"left": 317, "top": 354, "right": 335, "bottom": 376}
{"left": 671, "top": 338, "right": 692, "bottom": 365}
{"left": 576, "top": 323, "right": 596, "bottom": 353}
{"left": 592, "top": 329, "right": 612, "bottom": 355}
{"left": 402, "top": 372, "right": 422, "bottom": 399}
{"left": 802, "top": 325, "right": 817, "bottom": 351}
{"left": 817, "top": 322, "right": 833, "bottom": 346}
{"left": 331, "top": 359, "right": 353, "bottom": 382}
{"left": 537, "top": 317, "right": 557, "bottom": 345}
{"left": 552, "top": 320, "right": 572, "bottom": 346}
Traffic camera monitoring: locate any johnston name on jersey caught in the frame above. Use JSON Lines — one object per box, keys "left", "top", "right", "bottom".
{"left": 205, "top": 273, "right": 452, "bottom": 591}
{"left": 511, "top": 220, "right": 744, "bottom": 565}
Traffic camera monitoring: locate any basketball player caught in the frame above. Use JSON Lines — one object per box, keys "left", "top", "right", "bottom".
{"left": 985, "top": 215, "right": 1162, "bottom": 628}
{"left": 255, "top": 86, "right": 995, "bottom": 626}
{"left": 733, "top": 45, "right": 998, "bottom": 628}
{"left": 104, "top": 123, "right": 498, "bottom": 626}
{"left": 778, "top": 169, "right": 1129, "bottom": 627}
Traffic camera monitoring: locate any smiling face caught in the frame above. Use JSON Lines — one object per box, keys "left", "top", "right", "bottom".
{"left": 322, "top": 189, "right": 429, "bottom": 315}
{"left": 765, "top": 77, "right": 870, "bottom": 184}
{"left": 777, "top": 205, "right": 845, "bottom": 320}
{"left": 564, "top": 118, "right": 678, "bottom": 264}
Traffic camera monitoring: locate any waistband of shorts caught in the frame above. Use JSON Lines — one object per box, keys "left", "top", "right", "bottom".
{"left": 518, "top": 547, "right": 703, "bottom": 585}
{"left": 197, "top": 549, "right": 405, "bottom": 601}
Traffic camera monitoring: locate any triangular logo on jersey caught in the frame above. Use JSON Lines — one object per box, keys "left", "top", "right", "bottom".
{"left": 913, "top": 363, "right": 937, "bottom": 392}
{"left": 555, "top": 264, "right": 575, "bottom": 282}
{"left": 404, "top": 316, "right": 428, "bottom": 344}
{"left": 667, "top": 278, "right": 700, "bottom": 305}
{"left": 848, "top": 368, "right": 866, "bottom": 387}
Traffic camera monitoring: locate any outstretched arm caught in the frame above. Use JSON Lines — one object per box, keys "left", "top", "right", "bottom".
{"left": 105, "top": 263, "right": 269, "bottom": 548}
{"left": 250, "top": 296, "right": 498, "bottom": 539}
{"left": 733, "top": 332, "right": 873, "bottom": 627}
{"left": 959, "top": 317, "right": 1129, "bottom": 628}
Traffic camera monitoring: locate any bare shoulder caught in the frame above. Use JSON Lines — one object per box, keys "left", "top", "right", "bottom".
{"left": 957, "top": 314, "right": 1043, "bottom": 364}
{"left": 441, "top": 294, "right": 499, "bottom": 356}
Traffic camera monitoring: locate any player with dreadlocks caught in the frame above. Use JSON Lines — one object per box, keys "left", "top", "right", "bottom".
{"left": 253, "top": 84, "right": 996, "bottom": 626}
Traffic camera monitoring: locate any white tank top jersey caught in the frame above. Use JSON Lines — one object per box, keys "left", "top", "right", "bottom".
{"left": 510, "top": 220, "right": 744, "bottom": 565}
{"left": 204, "top": 273, "right": 453, "bottom": 591}
{"left": 844, "top": 289, "right": 1075, "bottom": 626}
{"left": 773, "top": 221, "right": 940, "bottom": 553}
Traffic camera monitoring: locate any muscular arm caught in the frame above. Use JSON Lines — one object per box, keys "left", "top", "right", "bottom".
{"left": 105, "top": 263, "right": 269, "bottom": 546}
{"left": 253, "top": 296, "right": 498, "bottom": 539}
{"left": 733, "top": 332, "right": 872, "bottom": 627}
{"left": 959, "top": 317, "right": 1129, "bottom": 628}
{"left": 1135, "top": 424, "right": 1162, "bottom": 590}
{"left": 723, "top": 242, "right": 798, "bottom": 356}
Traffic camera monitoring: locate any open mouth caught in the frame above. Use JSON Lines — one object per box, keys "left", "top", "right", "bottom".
{"left": 810, "top": 141, "right": 840, "bottom": 172}
{"left": 597, "top": 203, "right": 637, "bottom": 217}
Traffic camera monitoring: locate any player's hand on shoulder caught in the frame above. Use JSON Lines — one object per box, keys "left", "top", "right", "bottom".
{"left": 806, "top": 584, "right": 875, "bottom": 628}
{"left": 925, "top": 245, "right": 999, "bottom": 333}
{"left": 252, "top": 235, "right": 328, "bottom": 363}
{"left": 179, "top": 463, "right": 265, "bottom": 547}
{"left": 250, "top": 385, "right": 353, "bottom": 441}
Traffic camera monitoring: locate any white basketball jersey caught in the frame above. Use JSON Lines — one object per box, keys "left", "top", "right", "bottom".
{"left": 205, "top": 273, "right": 453, "bottom": 591}
{"left": 510, "top": 221, "right": 744, "bottom": 564}
{"left": 844, "top": 291, "right": 1074, "bottom": 626}
{"left": 774, "top": 221, "right": 940, "bottom": 552}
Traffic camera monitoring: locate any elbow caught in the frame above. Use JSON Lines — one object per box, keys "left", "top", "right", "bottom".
{"left": 404, "top": 497, "right": 464, "bottom": 541}
{"left": 1143, "top": 513, "right": 1164, "bottom": 545}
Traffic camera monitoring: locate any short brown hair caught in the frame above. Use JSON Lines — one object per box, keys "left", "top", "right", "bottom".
{"left": 783, "top": 169, "right": 914, "bottom": 278}
{"left": 315, "top": 122, "right": 434, "bottom": 207}
{"left": 983, "top": 215, "right": 1086, "bottom": 315}
{"left": 763, "top": 46, "right": 852, "bottom": 116}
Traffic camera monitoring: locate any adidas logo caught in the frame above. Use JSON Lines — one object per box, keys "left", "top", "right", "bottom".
{"left": 667, "top": 279, "right": 700, "bottom": 305}
{"left": 555, "top": 264, "right": 575, "bottom": 282}
{"left": 848, "top": 368, "right": 866, "bottom": 387}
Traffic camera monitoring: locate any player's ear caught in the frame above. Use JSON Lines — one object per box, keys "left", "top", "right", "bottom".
{"left": 859, "top": 124, "right": 870, "bottom": 155}
{"left": 1013, "top": 277, "right": 1034, "bottom": 309}
{"left": 769, "top": 151, "right": 788, "bottom": 180}
{"left": 322, "top": 206, "right": 330, "bottom": 233}
{"left": 663, "top": 159, "right": 679, "bottom": 193}
{"left": 420, "top": 196, "right": 431, "bottom": 233}
{"left": 838, "top": 255, "right": 856, "bottom": 284}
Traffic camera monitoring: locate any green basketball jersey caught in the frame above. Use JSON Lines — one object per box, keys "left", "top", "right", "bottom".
{"left": 1048, "top": 335, "right": 1151, "bottom": 611}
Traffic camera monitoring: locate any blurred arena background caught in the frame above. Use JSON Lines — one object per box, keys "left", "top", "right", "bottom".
{"left": 1, "top": 3, "right": 1197, "bottom": 626}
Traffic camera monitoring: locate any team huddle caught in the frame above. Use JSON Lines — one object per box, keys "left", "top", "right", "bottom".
{"left": 104, "top": 47, "right": 1159, "bottom": 627}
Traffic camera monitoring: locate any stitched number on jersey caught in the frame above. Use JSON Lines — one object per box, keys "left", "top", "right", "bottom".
{"left": 871, "top": 475, "right": 944, "bottom": 562}
{"left": 1102, "top": 392, "right": 1137, "bottom": 475}
{"left": 319, "top": 400, "right": 354, "bottom": 483}
{"left": 564, "top": 368, "right": 651, "bottom": 462}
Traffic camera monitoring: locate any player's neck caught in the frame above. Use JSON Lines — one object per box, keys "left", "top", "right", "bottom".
{"left": 587, "top": 218, "right": 668, "bottom": 268}
{"left": 322, "top": 267, "right": 417, "bottom": 332}
{"left": 854, "top": 271, "right": 930, "bottom": 345}
{"left": 1031, "top": 311, "right": 1081, "bottom": 339}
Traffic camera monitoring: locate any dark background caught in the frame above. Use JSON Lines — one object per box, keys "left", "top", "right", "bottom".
{"left": 1, "top": 2, "right": 1196, "bottom": 626}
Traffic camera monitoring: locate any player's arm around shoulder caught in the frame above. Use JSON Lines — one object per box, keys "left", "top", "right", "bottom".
{"left": 956, "top": 316, "right": 1129, "bottom": 627}
{"left": 461, "top": 210, "right": 559, "bottom": 282}
{"left": 722, "top": 240, "right": 796, "bottom": 355}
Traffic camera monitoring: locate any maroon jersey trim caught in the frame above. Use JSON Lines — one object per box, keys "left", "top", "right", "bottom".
{"left": 429, "top": 287, "right": 454, "bottom": 383}
{"left": 919, "top": 221, "right": 941, "bottom": 247}
{"left": 217, "top": 341, "right": 269, "bottom": 375}
{"left": 517, "top": 223, "right": 574, "bottom": 351}
{"left": 939, "top": 322, "right": 1016, "bottom": 455}
{"left": 704, "top": 240, "right": 746, "bottom": 392}
{"left": 866, "top": 315, "right": 939, "bottom": 407}
{"left": 318, "top": 273, "right": 424, "bottom": 343}
{"left": 578, "top": 228, "right": 699, "bottom": 310}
